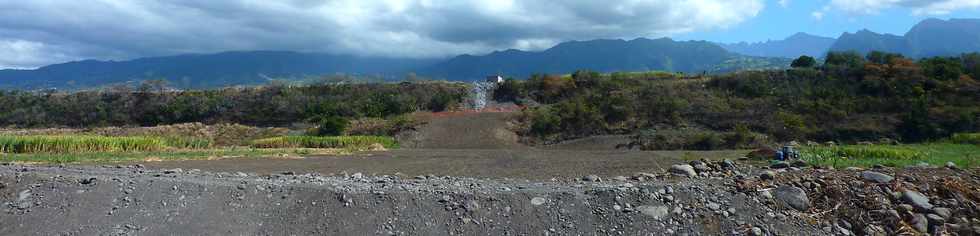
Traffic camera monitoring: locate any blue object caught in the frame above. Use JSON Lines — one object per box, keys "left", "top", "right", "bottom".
{"left": 776, "top": 151, "right": 785, "bottom": 161}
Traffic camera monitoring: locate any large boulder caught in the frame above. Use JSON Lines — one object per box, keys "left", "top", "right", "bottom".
{"left": 773, "top": 186, "right": 810, "bottom": 211}
{"left": 902, "top": 190, "right": 934, "bottom": 211}
{"left": 860, "top": 171, "right": 894, "bottom": 183}
{"left": 669, "top": 165, "right": 697, "bottom": 177}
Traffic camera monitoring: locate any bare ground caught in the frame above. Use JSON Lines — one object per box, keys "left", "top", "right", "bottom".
{"left": 1, "top": 112, "right": 977, "bottom": 235}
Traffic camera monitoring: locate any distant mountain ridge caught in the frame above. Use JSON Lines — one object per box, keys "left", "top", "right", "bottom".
{"left": 830, "top": 18, "right": 980, "bottom": 57}
{"left": 719, "top": 33, "right": 836, "bottom": 58}
{"left": 0, "top": 38, "right": 788, "bottom": 89}
{"left": 2, "top": 18, "right": 978, "bottom": 90}
{"left": 0, "top": 51, "right": 439, "bottom": 89}
{"left": 423, "top": 37, "right": 788, "bottom": 79}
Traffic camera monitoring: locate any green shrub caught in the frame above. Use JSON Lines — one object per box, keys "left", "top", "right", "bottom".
{"left": 308, "top": 116, "right": 349, "bottom": 136}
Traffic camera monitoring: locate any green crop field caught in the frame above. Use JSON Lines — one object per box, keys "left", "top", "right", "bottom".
{"left": 800, "top": 143, "right": 980, "bottom": 168}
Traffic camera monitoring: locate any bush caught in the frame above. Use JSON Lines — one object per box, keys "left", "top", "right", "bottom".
{"left": 308, "top": 116, "right": 349, "bottom": 136}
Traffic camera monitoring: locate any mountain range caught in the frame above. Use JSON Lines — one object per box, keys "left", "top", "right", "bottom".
{"left": 0, "top": 18, "right": 978, "bottom": 89}
{"left": 831, "top": 18, "right": 980, "bottom": 58}
{"left": 719, "top": 33, "right": 836, "bottom": 58}
{"left": 726, "top": 18, "right": 980, "bottom": 59}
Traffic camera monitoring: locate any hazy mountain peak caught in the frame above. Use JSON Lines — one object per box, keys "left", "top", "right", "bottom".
{"left": 718, "top": 32, "right": 835, "bottom": 58}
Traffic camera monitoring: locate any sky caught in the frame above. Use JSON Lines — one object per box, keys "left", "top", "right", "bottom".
{"left": 1, "top": 0, "right": 979, "bottom": 69}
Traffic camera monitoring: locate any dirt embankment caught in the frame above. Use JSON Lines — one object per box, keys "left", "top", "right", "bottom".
{"left": 397, "top": 112, "right": 524, "bottom": 149}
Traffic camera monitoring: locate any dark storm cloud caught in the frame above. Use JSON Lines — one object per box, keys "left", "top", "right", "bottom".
{"left": 0, "top": 0, "right": 765, "bottom": 69}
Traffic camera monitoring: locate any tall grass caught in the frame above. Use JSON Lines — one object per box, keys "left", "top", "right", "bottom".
{"left": 250, "top": 136, "right": 397, "bottom": 149}
{"left": 0, "top": 135, "right": 167, "bottom": 153}
{"left": 161, "top": 136, "right": 213, "bottom": 149}
{"left": 949, "top": 133, "right": 980, "bottom": 145}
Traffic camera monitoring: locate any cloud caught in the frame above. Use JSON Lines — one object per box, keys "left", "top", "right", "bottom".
{"left": 828, "top": 0, "right": 980, "bottom": 15}
{"left": 811, "top": 11, "right": 825, "bottom": 20}
{"left": 0, "top": 0, "right": 765, "bottom": 69}
{"left": 779, "top": 0, "right": 790, "bottom": 8}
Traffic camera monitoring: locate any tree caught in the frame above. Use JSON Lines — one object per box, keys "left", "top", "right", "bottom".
{"left": 866, "top": 51, "right": 903, "bottom": 64}
{"left": 824, "top": 51, "right": 865, "bottom": 68}
{"left": 920, "top": 57, "right": 964, "bottom": 81}
{"left": 790, "top": 56, "right": 817, "bottom": 68}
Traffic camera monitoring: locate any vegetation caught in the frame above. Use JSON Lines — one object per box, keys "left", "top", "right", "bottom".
{"left": 948, "top": 133, "right": 980, "bottom": 145}
{"left": 0, "top": 135, "right": 168, "bottom": 153}
{"left": 799, "top": 143, "right": 980, "bottom": 168}
{"left": 791, "top": 56, "right": 817, "bottom": 68}
{"left": 0, "top": 82, "right": 468, "bottom": 128}
{"left": 0, "top": 148, "right": 332, "bottom": 164}
{"left": 250, "top": 136, "right": 397, "bottom": 149}
{"left": 499, "top": 52, "right": 980, "bottom": 148}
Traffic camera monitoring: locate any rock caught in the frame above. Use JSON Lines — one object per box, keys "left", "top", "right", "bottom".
{"left": 79, "top": 177, "right": 97, "bottom": 185}
{"left": 863, "top": 225, "right": 887, "bottom": 236}
{"left": 844, "top": 167, "right": 864, "bottom": 171}
{"left": 690, "top": 161, "right": 711, "bottom": 173}
{"left": 759, "top": 189, "right": 774, "bottom": 199}
{"left": 790, "top": 160, "right": 808, "bottom": 168}
{"left": 721, "top": 159, "right": 736, "bottom": 170}
{"left": 750, "top": 227, "right": 764, "bottom": 236}
{"left": 636, "top": 205, "right": 670, "bottom": 220}
{"left": 612, "top": 176, "right": 628, "bottom": 182}
{"left": 945, "top": 162, "right": 958, "bottom": 169}
{"left": 932, "top": 207, "right": 951, "bottom": 219}
{"left": 770, "top": 161, "right": 790, "bottom": 169}
{"left": 911, "top": 214, "right": 929, "bottom": 232}
{"left": 759, "top": 171, "right": 776, "bottom": 180}
{"left": 530, "top": 197, "right": 548, "bottom": 206}
{"left": 633, "top": 172, "right": 657, "bottom": 181}
{"left": 926, "top": 214, "right": 944, "bottom": 225}
{"left": 669, "top": 165, "right": 697, "bottom": 177}
{"left": 897, "top": 204, "right": 914, "bottom": 212}
{"left": 706, "top": 202, "right": 721, "bottom": 211}
{"left": 351, "top": 172, "right": 364, "bottom": 179}
{"left": 902, "top": 190, "right": 934, "bottom": 211}
{"left": 860, "top": 171, "right": 894, "bottom": 183}
{"left": 163, "top": 168, "right": 183, "bottom": 174}
{"left": 582, "top": 175, "right": 601, "bottom": 182}
{"left": 773, "top": 186, "right": 810, "bottom": 211}
{"left": 870, "top": 210, "right": 900, "bottom": 221}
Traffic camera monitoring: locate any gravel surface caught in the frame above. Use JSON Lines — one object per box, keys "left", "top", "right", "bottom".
{"left": 0, "top": 162, "right": 834, "bottom": 235}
